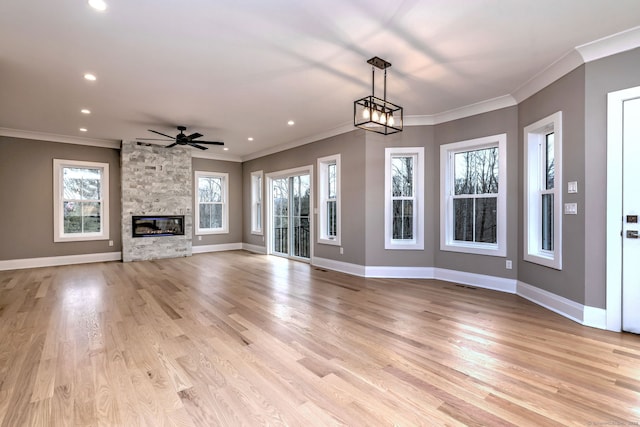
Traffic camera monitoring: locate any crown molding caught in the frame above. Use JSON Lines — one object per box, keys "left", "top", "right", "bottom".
{"left": 511, "top": 49, "right": 584, "bottom": 104}
{"left": 0, "top": 127, "right": 120, "bottom": 149}
{"left": 431, "top": 95, "right": 517, "bottom": 124}
{"left": 241, "top": 122, "right": 355, "bottom": 162}
{"left": 576, "top": 25, "right": 640, "bottom": 63}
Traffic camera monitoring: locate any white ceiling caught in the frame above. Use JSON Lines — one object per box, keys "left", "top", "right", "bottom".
{"left": 1, "top": 0, "right": 639, "bottom": 160}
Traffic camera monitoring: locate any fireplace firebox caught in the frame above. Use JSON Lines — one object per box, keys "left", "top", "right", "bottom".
{"left": 132, "top": 215, "right": 185, "bottom": 237}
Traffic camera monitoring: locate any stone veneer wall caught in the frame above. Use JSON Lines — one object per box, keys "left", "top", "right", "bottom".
{"left": 121, "top": 141, "right": 192, "bottom": 262}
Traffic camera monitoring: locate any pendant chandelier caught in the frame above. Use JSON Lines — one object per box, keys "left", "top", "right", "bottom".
{"left": 354, "top": 56, "right": 403, "bottom": 135}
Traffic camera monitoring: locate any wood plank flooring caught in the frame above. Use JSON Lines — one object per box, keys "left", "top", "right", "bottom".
{"left": 1, "top": 250, "right": 639, "bottom": 426}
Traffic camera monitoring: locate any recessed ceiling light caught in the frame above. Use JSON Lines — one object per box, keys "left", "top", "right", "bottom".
{"left": 79, "top": 128, "right": 88, "bottom": 132}
{"left": 84, "top": 73, "right": 97, "bottom": 81}
{"left": 287, "top": 120, "right": 295, "bottom": 126}
{"left": 88, "top": 0, "right": 107, "bottom": 11}
{"left": 223, "top": 147, "right": 229, "bottom": 151}
{"left": 248, "top": 137, "right": 254, "bottom": 141}
{"left": 81, "top": 109, "right": 91, "bottom": 114}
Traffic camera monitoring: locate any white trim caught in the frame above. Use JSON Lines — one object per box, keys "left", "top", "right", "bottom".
{"left": 583, "top": 306, "right": 608, "bottom": 330}
{"left": 53, "top": 159, "right": 110, "bottom": 242}
{"left": 431, "top": 95, "right": 517, "bottom": 124}
{"left": 250, "top": 170, "right": 264, "bottom": 235}
{"left": 516, "top": 281, "right": 584, "bottom": 324}
{"left": 436, "top": 268, "right": 516, "bottom": 293}
{"left": 511, "top": 50, "right": 584, "bottom": 104}
{"left": 317, "top": 154, "right": 341, "bottom": 246}
{"left": 523, "top": 111, "right": 563, "bottom": 270}
{"left": 576, "top": 25, "right": 640, "bottom": 63}
{"left": 606, "top": 86, "right": 640, "bottom": 332}
{"left": 312, "top": 257, "right": 366, "bottom": 277}
{"left": 0, "top": 127, "right": 120, "bottom": 149}
{"left": 191, "top": 243, "right": 243, "bottom": 254}
{"left": 242, "top": 243, "right": 267, "bottom": 254}
{"left": 0, "top": 252, "right": 121, "bottom": 271}
{"left": 384, "top": 147, "right": 425, "bottom": 250}
{"left": 194, "top": 171, "right": 229, "bottom": 235}
{"left": 366, "top": 266, "right": 435, "bottom": 279}
{"left": 440, "top": 134, "right": 507, "bottom": 257}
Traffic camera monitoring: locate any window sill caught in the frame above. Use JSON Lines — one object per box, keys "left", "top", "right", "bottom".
{"left": 441, "top": 241, "right": 506, "bottom": 257}
{"left": 318, "top": 237, "right": 340, "bottom": 246}
{"left": 251, "top": 230, "right": 264, "bottom": 236}
{"left": 524, "top": 253, "right": 562, "bottom": 270}
{"left": 196, "top": 229, "right": 229, "bottom": 235}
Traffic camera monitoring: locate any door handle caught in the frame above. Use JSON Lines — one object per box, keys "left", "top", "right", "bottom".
{"left": 627, "top": 230, "right": 639, "bottom": 239}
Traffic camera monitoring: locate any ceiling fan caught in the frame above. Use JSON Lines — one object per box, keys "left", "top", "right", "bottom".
{"left": 137, "top": 126, "right": 224, "bottom": 150}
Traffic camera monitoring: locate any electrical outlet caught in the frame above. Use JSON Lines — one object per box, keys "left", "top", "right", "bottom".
{"left": 340, "top": 247, "right": 344, "bottom": 255}
{"left": 108, "top": 240, "right": 113, "bottom": 247}
{"left": 506, "top": 259, "right": 512, "bottom": 269}
{"left": 198, "top": 236, "right": 202, "bottom": 241}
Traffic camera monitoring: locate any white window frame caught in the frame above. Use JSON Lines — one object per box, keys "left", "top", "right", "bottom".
{"left": 317, "top": 154, "right": 341, "bottom": 246}
{"left": 195, "top": 171, "right": 229, "bottom": 235}
{"left": 384, "top": 147, "right": 424, "bottom": 250}
{"left": 53, "top": 159, "right": 110, "bottom": 242}
{"left": 251, "top": 170, "right": 263, "bottom": 235}
{"left": 440, "top": 134, "right": 507, "bottom": 257}
{"left": 524, "top": 111, "right": 562, "bottom": 269}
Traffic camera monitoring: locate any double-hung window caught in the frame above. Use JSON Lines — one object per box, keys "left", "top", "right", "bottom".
{"left": 385, "top": 147, "right": 424, "bottom": 250}
{"left": 251, "top": 171, "right": 263, "bottom": 235}
{"left": 524, "top": 112, "right": 562, "bottom": 269}
{"left": 53, "top": 159, "right": 110, "bottom": 242}
{"left": 318, "top": 154, "right": 340, "bottom": 245}
{"left": 440, "top": 134, "right": 506, "bottom": 256}
{"left": 195, "top": 171, "right": 228, "bottom": 234}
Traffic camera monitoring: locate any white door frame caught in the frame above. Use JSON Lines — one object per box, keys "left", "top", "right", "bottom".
{"left": 606, "top": 85, "right": 640, "bottom": 332}
{"left": 265, "top": 165, "right": 314, "bottom": 261}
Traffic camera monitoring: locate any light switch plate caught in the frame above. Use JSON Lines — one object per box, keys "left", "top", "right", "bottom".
{"left": 568, "top": 181, "right": 578, "bottom": 193}
{"left": 564, "top": 203, "right": 578, "bottom": 215}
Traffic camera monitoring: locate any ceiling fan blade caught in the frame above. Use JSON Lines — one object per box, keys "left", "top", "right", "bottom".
{"left": 187, "top": 132, "right": 203, "bottom": 140}
{"left": 136, "top": 138, "right": 173, "bottom": 141}
{"left": 195, "top": 140, "right": 225, "bottom": 145}
{"left": 189, "top": 143, "right": 208, "bottom": 150}
{"left": 166, "top": 142, "right": 178, "bottom": 148}
{"left": 148, "top": 129, "right": 175, "bottom": 139}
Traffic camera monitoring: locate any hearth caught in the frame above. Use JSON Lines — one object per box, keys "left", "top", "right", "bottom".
{"left": 132, "top": 215, "right": 185, "bottom": 237}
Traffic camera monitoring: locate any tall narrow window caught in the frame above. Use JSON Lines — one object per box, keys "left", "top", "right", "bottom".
{"left": 524, "top": 112, "right": 562, "bottom": 269}
{"left": 53, "top": 159, "right": 110, "bottom": 242}
{"left": 251, "top": 171, "right": 263, "bottom": 235}
{"left": 440, "top": 134, "right": 506, "bottom": 256}
{"left": 318, "top": 154, "right": 340, "bottom": 245}
{"left": 385, "top": 147, "right": 424, "bottom": 250}
{"left": 195, "top": 171, "right": 228, "bottom": 234}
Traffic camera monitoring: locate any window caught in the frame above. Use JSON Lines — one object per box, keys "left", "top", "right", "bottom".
{"left": 53, "top": 159, "right": 110, "bottom": 242}
{"left": 251, "top": 171, "right": 263, "bottom": 235}
{"left": 317, "top": 154, "right": 340, "bottom": 245}
{"left": 385, "top": 147, "right": 424, "bottom": 250}
{"left": 524, "top": 111, "right": 562, "bottom": 269}
{"left": 440, "top": 134, "right": 506, "bottom": 256}
{"left": 195, "top": 171, "right": 228, "bottom": 234}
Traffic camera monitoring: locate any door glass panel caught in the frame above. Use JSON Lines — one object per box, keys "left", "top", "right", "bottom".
{"left": 272, "top": 178, "right": 289, "bottom": 254}
{"left": 291, "top": 174, "right": 310, "bottom": 258}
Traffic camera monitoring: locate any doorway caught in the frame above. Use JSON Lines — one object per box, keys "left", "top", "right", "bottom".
{"left": 607, "top": 85, "right": 640, "bottom": 333}
{"left": 267, "top": 167, "right": 313, "bottom": 261}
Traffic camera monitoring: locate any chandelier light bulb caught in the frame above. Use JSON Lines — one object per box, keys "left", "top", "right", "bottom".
{"left": 362, "top": 102, "right": 370, "bottom": 120}
{"left": 380, "top": 112, "right": 387, "bottom": 125}
{"left": 372, "top": 107, "right": 380, "bottom": 122}
{"left": 388, "top": 113, "right": 395, "bottom": 127}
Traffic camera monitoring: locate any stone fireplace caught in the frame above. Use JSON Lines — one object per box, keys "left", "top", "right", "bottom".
{"left": 121, "top": 141, "right": 192, "bottom": 262}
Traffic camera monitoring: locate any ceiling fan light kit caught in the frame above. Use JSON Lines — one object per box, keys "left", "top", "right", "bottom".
{"left": 136, "top": 126, "right": 224, "bottom": 150}
{"left": 354, "top": 56, "right": 403, "bottom": 135}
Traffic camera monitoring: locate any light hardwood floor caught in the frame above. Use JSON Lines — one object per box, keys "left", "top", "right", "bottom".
{"left": 1, "top": 251, "right": 639, "bottom": 426}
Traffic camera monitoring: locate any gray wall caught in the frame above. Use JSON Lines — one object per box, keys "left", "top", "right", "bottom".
{"left": 434, "top": 106, "right": 519, "bottom": 279}
{"left": 192, "top": 157, "right": 243, "bottom": 246}
{"left": 584, "top": 47, "right": 640, "bottom": 308}
{"left": 517, "top": 66, "right": 586, "bottom": 303}
{"left": 363, "top": 126, "right": 436, "bottom": 267}
{"left": 242, "top": 130, "right": 366, "bottom": 265}
{"left": 0, "top": 136, "right": 121, "bottom": 260}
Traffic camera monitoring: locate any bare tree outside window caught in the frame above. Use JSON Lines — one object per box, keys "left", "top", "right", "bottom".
{"left": 453, "top": 147, "right": 498, "bottom": 243}
{"left": 62, "top": 167, "right": 102, "bottom": 234}
{"left": 391, "top": 156, "right": 414, "bottom": 240}
{"left": 198, "top": 176, "right": 223, "bottom": 229}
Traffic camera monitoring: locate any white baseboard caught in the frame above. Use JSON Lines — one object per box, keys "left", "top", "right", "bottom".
{"left": 583, "top": 306, "right": 608, "bottom": 330}
{"left": 242, "top": 243, "right": 267, "bottom": 254}
{"left": 365, "top": 265, "right": 435, "bottom": 279}
{"left": 192, "top": 243, "right": 243, "bottom": 254}
{"left": 435, "top": 268, "right": 517, "bottom": 293}
{"left": 516, "top": 281, "right": 584, "bottom": 324}
{"left": 312, "top": 257, "right": 366, "bottom": 277}
{"left": 0, "top": 252, "right": 122, "bottom": 271}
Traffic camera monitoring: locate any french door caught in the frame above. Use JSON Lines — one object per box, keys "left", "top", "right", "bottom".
{"left": 268, "top": 168, "right": 312, "bottom": 261}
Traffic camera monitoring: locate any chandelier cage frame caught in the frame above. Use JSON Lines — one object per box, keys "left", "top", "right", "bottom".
{"left": 354, "top": 56, "right": 403, "bottom": 135}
